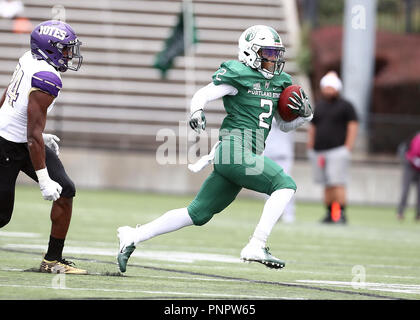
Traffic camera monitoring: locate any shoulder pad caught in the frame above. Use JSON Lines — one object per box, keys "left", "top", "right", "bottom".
{"left": 212, "top": 60, "right": 261, "bottom": 88}
{"left": 31, "top": 71, "right": 62, "bottom": 97}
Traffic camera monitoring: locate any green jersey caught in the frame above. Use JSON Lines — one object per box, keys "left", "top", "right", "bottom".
{"left": 212, "top": 60, "right": 292, "bottom": 153}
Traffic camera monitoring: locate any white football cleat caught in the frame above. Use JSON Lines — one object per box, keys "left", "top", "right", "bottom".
{"left": 240, "top": 242, "right": 286, "bottom": 269}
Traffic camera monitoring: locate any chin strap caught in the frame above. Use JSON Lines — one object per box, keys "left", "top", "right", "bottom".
{"left": 35, "top": 49, "right": 61, "bottom": 71}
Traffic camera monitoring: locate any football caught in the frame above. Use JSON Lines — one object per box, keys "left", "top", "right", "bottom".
{"left": 277, "top": 84, "right": 302, "bottom": 122}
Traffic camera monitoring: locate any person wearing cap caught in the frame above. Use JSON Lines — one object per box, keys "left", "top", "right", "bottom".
{"left": 307, "top": 71, "right": 359, "bottom": 224}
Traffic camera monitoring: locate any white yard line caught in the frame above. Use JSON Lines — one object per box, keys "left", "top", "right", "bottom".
{"left": 3, "top": 242, "right": 420, "bottom": 293}
{"left": 3, "top": 242, "right": 420, "bottom": 275}
{"left": 0, "top": 267, "right": 239, "bottom": 283}
{"left": 2, "top": 243, "right": 241, "bottom": 264}
{"left": 296, "top": 280, "right": 420, "bottom": 295}
{"left": 0, "top": 231, "right": 41, "bottom": 238}
{"left": 284, "top": 269, "right": 420, "bottom": 280}
{"left": 0, "top": 283, "right": 301, "bottom": 300}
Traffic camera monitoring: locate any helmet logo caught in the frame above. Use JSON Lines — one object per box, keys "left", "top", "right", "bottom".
{"left": 268, "top": 27, "right": 281, "bottom": 44}
{"left": 39, "top": 25, "right": 67, "bottom": 41}
{"left": 245, "top": 28, "right": 257, "bottom": 42}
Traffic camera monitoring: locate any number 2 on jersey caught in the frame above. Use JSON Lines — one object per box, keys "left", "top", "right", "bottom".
{"left": 215, "top": 68, "right": 227, "bottom": 81}
{"left": 7, "top": 63, "right": 24, "bottom": 107}
{"left": 259, "top": 99, "right": 272, "bottom": 129}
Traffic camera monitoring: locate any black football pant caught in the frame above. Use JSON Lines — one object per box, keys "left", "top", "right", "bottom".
{"left": 0, "top": 136, "right": 76, "bottom": 228}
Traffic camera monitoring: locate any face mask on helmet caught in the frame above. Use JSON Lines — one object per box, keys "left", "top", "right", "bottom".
{"left": 238, "top": 25, "right": 286, "bottom": 79}
{"left": 257, "top": 46, "right": 285, "bottom": 77}
{"left": 51, "top": 39, "right": 83, "bottom": 72}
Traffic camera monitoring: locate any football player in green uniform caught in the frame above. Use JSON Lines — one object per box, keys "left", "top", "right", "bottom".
{"left": 117, "top": 25, "right": 313, "bottom": 272}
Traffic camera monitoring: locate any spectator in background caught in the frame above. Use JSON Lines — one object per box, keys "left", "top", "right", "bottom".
{"left": 0, "top": 0, "right": 32, "bottom": 34}
{"left": 307, "top": 71, "right": 358, "bottom": 224}
{"left": 0, "top": 0, "right": 23, "bottom": 18}
{"left": 264, "top": 117, "right": 296, "bottom": 223}
{"left": 397, "top": 132, "right": 420, "bottom": 221}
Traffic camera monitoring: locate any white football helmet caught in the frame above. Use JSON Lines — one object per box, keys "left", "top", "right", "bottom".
{"left": 238, "top": 25, "right": 285, "bottom": 79}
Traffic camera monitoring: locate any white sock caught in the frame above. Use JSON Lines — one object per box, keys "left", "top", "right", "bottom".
{"left": 250, "top": 188, "right": 295, "bottom": 247}
{"left": 133, "top": 207, "right": 193, "bottom": 245}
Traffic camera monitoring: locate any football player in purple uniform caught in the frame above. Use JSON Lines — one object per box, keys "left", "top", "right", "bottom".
{"left": 0, "top": 20, "right": 86, "bottom": 274}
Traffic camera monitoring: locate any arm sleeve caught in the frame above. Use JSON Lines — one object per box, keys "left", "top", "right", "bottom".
{"left": 190, "top": 82, "right": 238, "bottom": 114}
{"left": 274, "top": 110, "right": 313, "bottom": 132}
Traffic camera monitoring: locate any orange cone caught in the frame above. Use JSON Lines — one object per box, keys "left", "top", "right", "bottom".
{"left": 331, "top": 201, "right": 341, "bottom": 222}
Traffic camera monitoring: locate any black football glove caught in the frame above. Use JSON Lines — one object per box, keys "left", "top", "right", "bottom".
{"left": 189, "top": 109, "right": 206, "bottom": 133}
{"left": 287, "top": 88, "right": 313, "bottom": 118}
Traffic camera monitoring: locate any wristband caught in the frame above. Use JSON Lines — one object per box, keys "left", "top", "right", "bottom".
{"left": 35, "top": 168, "right": 50, "bottom": 185}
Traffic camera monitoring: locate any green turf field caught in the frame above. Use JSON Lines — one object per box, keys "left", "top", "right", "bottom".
{"left": 1, "top": 184, "right": 420, "bottom": 300}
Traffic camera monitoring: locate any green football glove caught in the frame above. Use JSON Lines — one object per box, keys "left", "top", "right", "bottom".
{"left": 287, "top": 88, "right": 313, "bottom": 118}
{"left": 189, "top": 109, "right": 206, "bottom": 133}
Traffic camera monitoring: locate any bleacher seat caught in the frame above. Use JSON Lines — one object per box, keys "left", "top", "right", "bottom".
{"left": 0, "top": 0, "right": 305, "bottom": 153}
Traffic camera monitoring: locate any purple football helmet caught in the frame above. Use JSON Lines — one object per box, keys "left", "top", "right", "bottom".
{"left": 30, "top": 20, "right": 83, "bottom": 72}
